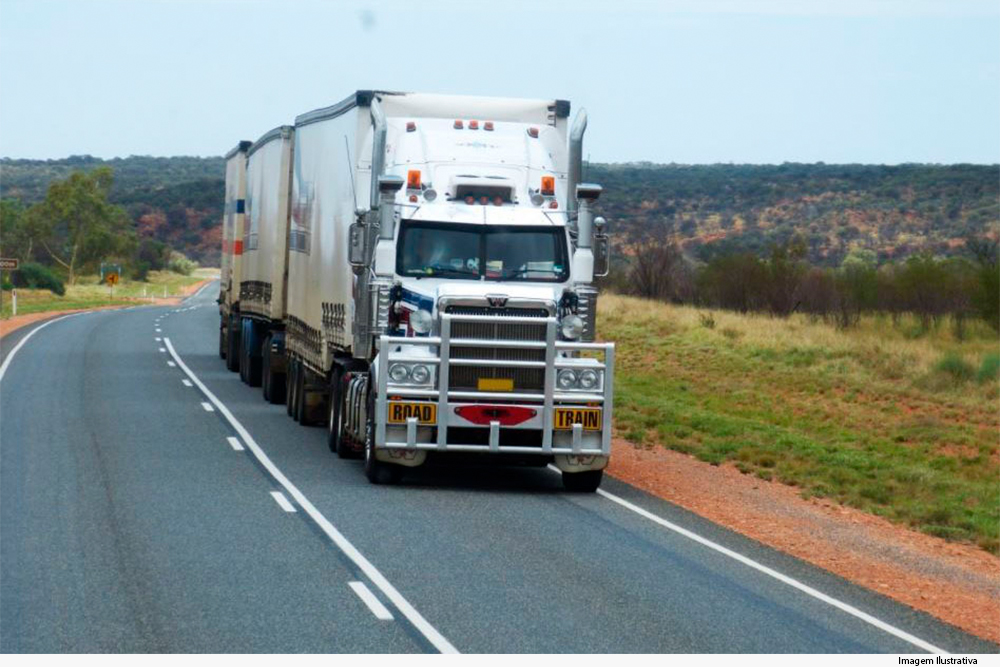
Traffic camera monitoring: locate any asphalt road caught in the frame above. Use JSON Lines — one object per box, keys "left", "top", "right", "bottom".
{"left": 1, "top": 283, "right": 996, "bottom": 653}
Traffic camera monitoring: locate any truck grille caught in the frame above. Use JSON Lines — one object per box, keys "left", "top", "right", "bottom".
{"left": 445, "top": 306, "right": 548, "bottom": 392}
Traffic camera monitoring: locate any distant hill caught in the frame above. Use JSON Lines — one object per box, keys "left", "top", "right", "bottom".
{"left": 588, "top": 162, "right": 1000, "bottom": 266}
{"left": 1, "top": 156, "right": 997, "bottom": 267}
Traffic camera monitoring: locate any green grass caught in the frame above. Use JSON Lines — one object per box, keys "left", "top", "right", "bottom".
{"left": 1, "top": 269, "right": 217, "bottom": 319}
{"left": 601, "top": 294, "right": 1000, "bottom": 553}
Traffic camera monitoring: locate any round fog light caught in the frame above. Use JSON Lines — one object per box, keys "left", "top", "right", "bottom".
{"left": 578, "top": 369, "right": 599, "bottom": 390}
{"left": 560, "top": 314, "right": 584, "bottom": 340}
{"left": 410, "top": 364, "right": 430, "bottom": 384}
{"left": 410, "top": 309, "right": 433, "bottom": 334}
{"left": 557, "top": 369, "right": 578, "bottom": 390}
{"left": 389, "top": 363, "right": 409, "bottom": 383}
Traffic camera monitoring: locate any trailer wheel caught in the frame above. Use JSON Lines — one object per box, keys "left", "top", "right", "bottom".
{"left": 294, "top": 362, "right": 307, "bottom": 424}
{"left": 246, "top": 323, "right": 262, "bottom": 387}
{"left": 225, "top": 315, "right": 240, "bottom": 372}
{"left": 364, "top": 377, "right": 402, "bottom": 485}
{"left": 562, "top": 469, "right": 603, "bottom": 493}
{"left": 262, "top": 335, "right": 273, "bottom": 401}
{"left": 219, "top": 319, "right": 226, "bottom": 359}
{"left": 286, "top": 358, "right": 298, "bottom": 418}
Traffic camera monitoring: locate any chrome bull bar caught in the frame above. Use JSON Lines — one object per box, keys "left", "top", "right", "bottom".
{"left": 375, "top": 313, "right": 615, "bottom": 456}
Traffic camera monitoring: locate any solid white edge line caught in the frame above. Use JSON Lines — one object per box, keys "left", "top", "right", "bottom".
{"left": 270, "top": 490, "right": 296, "bottom": 513}
{"left": 0, "top": 314, "right": 80, "bottom": 382}
{"left": 226, "top": 436, "right": 244, "bottom": 451}
{"left": 163, "top": 337, "right": 459, "bottom": 654}
{"left": 349, "top": 581, "right": 395, "bottom": 621}
{"left": 201, "top": 402, "right": 214, "bottom": 412}
{"left": 592, "top": 483, "right": 947, "bottom": 654}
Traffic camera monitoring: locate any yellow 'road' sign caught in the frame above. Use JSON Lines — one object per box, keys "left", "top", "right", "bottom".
{"left": 106, "top": 272, "right": 119, "bottom": 286}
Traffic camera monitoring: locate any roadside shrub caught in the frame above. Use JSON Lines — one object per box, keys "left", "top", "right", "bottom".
{"left": 977, "top": 353, "right": 1000, "bottom": 384}
{"left": 934, "top": 352, "right": 975, "bottom": 384}
{"left": 10, "top": 262, "right": 65, "bottom": 296}
{"left": 699, "top": 312, "right": 716, "bottom": 329}
{"left": 167, "top": 251, "right": 198, "bottom": 276}
{"left": 1, "top": 277, "right": 12, "bottom": 291}
{"left": 132, "top": 261, "right": 151, "bottom": 281}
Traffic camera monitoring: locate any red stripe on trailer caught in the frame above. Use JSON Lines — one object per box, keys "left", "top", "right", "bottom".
{"left": 233, "top": 240, "right": 243, "bottom": 255}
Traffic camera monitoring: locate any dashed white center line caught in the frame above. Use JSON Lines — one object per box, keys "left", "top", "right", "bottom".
{"left": 227, "top": 436, "right": 245, "bottom": 451}
{"left": 182, "top": 379, "right": 193, "bottom": 387}
{"left": 201, "top": 402, "right": 214, "bottom": 412}
{"left": 167, "top": 361, "right": 176, "bottom": 367}
{"left": 159, "top": 347, "right": 166, "bottom": 353}
{"left": 349, "top": 582, "right": 394, "bottom": 621}
{"left": 270, "top": 491, "right": 296, "bottom": 512}
{"left": 155, "top": 337, "right": 161, "bottom": 342}
{"left": 156, "top": 328, "right": 162, "bottom": 333}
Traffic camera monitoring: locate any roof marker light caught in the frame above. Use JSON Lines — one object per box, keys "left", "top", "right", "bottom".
{"left": 527, "top": 127, "right": 539, "bottom": 138}
{"left": 541, "top": 175, "right": 555, "bottom": 196}
{"left": 409, "top": 194, "right": 418, "bottom": 203}
{"left": 549, "top": 201, "right": 559, "bottom": 209}
{"left": 479, "top": 196, "right": 489, "bottom": 205}
{"left": 468, "top": 120, "right": 479, "bottom": 130}
{"left": 465, "top": 196, "right": 475, "bottom": 205}
{"left": 454, "top": 120, "right": 464, "bottom": 129}
{"left": 406, "top": 121, "right": 416, "bottom": 132}
{"left": 484, "top": 121, "right": 494, "bottom": 131}
{"left": 492, "top": 196, "right": 503, "bottom": 206}
{"left": 407, "top": 170, "right": 421, "bottom": 190}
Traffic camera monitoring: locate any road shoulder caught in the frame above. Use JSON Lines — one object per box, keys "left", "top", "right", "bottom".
{"left": 607, "top": 437, "right": 1000, "bottom": 644}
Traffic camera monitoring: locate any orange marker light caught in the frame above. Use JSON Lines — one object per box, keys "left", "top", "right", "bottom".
{"left": 454, "top": 120, "right": 464, "bottom": 129}
{"left": 484, "top": 121, "right": 494, "bottom": 131}
{"left": 527, "top": 127, "right": 539, "bottom": 138}
{"left": 465, "top": 196, "right": 475, "bottom": 205}
{"left": 549, "top": 200, "right": 559, "bottom": 209}
{"left": 409, "top": 194, "right": 418, "bottom": 202}
{"left": 407, "top": 170, "right": 421, "bottom": 190}
{"left": 469, "top": 120, "right": 479, "bottom": 130}
{"left": 541, "top": 175, "right": 555, "bottom": 196}
{"left": 406, "top": 121, "right": 416, "bottom": 132}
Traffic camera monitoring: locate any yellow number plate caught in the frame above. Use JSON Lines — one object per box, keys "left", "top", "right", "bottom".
{"left": 477, "top": 378, "right": 513, "bottom": 392}
{"left": 387, "top": 402, "right": 437, "bottom": 424}
{"left": 554, "top": 407, "right": 602, "bottom": 431}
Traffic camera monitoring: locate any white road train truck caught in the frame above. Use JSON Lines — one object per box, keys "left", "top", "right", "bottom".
{"left": 220, "top": 91, "right": 614, "bottom": 491}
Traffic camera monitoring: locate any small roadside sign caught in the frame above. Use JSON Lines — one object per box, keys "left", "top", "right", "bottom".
{"left": 106, "top": 272, "right": 119, "bottom": 287}
{"left": 0, "top": 258, "right": 19, "bottom": 270}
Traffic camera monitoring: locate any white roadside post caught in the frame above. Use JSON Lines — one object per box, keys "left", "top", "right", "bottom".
{"left": 11, "top": 288, "right": 16, "bottom": 316}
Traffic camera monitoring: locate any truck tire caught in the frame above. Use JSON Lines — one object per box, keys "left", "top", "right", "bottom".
{"left": 286, "top": 358, "right": 298, "bottom": 418}
{"left": 225, "top": 315, "right": 240, "bottom": 373}
{"left": 245, "top": 323, "right": 262, "bottom": 388}
{"left": 294, "top": 362, "right": 307, "bottom": 424}
{"left": 364, "top": 377, "right": 403, "bottom": 485}
{"left": 262, "top": 335, "right": 273, "bottom": 401}
{"left": 219, "top": 320, "right": 226, "bottom": 359}
{"left": 326, "top": 366, "right": 344, "bottom": 454}
{"left": 239, "top": 322, "right": 249, "bottom": 384}
{"left": 562, "top": 469, "right": 603, "bottom": 493}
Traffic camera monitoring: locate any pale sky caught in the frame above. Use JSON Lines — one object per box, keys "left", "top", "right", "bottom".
{"left": 1, "top": 0, "right": 998, "bottom": 164}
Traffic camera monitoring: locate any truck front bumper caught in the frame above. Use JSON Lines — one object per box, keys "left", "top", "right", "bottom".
{"left": 374, "top": 313, "right": 614, "bottom": 471}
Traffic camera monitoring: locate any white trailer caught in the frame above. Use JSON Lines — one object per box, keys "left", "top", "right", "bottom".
{"left": 218, "top": 140, "right": 250, "bottom": 370}
{"left": 233, "top": 126, "right": 294, "bottom": 401}
{"left": 222, "top": 90, "right": 613, "bottom": 491}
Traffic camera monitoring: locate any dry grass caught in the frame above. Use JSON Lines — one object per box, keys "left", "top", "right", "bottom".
{"left": 600, "top": 293, "right": 1000, "bottom": 552}
{"left": 0, "top": 269, "right": 217, "bottom": 319}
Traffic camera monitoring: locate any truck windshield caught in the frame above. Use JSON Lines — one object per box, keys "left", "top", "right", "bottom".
{"left": 397, "top": 221, "right": 569, "bottom": 282}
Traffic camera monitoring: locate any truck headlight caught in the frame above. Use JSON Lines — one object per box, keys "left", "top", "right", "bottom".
{"left": 410, "top": 364, "right": 431, "bottom": 384}
{"left": 410, "top": 309, "right": 433, "bottom": 334}
{"left": 389, "top": 363, "right": 409, "bottom": 383}
{"left": 560, "top": 314, "right": 584, "bottom": 340}
{"left": 578, "top": 369, "right": 599, "bottom": 390}
{"left": 557, "top": 369, "right": 578, "bottom": 390}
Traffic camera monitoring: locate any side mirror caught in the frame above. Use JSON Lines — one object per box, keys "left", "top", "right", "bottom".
{"left": 593, "top": 217, "right": 610, "bottom": 277}
{"left": 349, "top": 222, "right": 365, "bottom": 266}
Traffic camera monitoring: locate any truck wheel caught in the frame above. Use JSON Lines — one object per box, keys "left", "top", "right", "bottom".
{"left": 238, "top": 322, "right": 249, "bottom": 384}
{"left": 219, "top": 320, "right": 226, "bottom": 359}
{"left": 327, "top": 367, "right": 344, "bottom": 454}
{"left": 225, "top": 315, "right": 240, "bottom": 373}
{"left": 286, "top": 358, "right": 298, "bottom": 418}
{"left": 246, "top": 324, "right": 262, "bottom": 388}
{"left": 262, "top": 335, "right": 273, "bottom": 401}
{"left": 562, "top": 469, "right": 603, "bottom": 493}
{"left": 294, "top": 363, "right": 307, "bottom": 424}
{"left": 364, "top": 378, "right": 403, "bottom": 484}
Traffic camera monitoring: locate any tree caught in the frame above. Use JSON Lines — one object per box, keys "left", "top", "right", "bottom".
{"left": 0, "top": 199, "right": 33, "bottom": 261}
{"left": 25, "top": 167, "right": 135, "bottom": 284}
{"left": 967, "top": 238, "right": 1000, "bottom": 331}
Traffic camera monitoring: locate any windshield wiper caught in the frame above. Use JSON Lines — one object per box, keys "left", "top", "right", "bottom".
{"left": 500, "top": 267, "right": 561, "bottom": 279}
{"left": 409, "top": 264, "right": 479, "bottom": 278}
